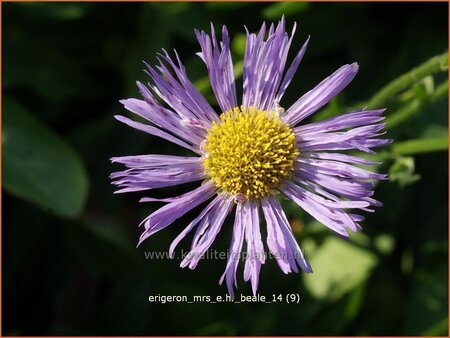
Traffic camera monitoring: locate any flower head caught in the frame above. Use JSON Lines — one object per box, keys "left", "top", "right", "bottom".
{"left": 111, "top": 18, "right": 391, "bottom": 296}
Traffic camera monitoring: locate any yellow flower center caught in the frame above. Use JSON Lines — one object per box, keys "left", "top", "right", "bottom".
{"left": 203, "top": 106, "right": 299, "bottom": 200}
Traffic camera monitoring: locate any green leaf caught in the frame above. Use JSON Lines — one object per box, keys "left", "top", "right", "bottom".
{"left": 262, "top": 2, "right": 311, "bottom": 20}
{"left": 391, "top": 137, "right": 448, "bottom": 155}
{"left": 3, "top": 98, "right": 89, "bottom": 218}
{"left": 303, "top": 237, "right": 378, "bottom": 300}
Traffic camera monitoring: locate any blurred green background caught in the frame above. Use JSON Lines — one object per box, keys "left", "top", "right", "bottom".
{"left": 2, "top": 2, "right": 448, "bottom": 336}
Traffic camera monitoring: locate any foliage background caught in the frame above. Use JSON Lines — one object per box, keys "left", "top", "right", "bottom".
{"left": 3, "top": 2, "right": 448, "bottom": 336}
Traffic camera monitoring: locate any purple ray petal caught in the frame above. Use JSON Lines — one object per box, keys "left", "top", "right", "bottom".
{"left": 219, "top": 202, "right": 246, "bottom": 298}
{"left": 114, "top": 115, "right": 199, "bottom": 153}
{"left": 243, "top": 18, "right": 309, "bottom": 111}
{"left": 121, "top": 83, "right": 207, "bottom": 148}
{"left": 111, "top": 154, "right": 201, "bottom": 168}
{"left": 301, "top": 152, "right": 380, "bottom": 166}
{"left": 296, "top": 168, "right": 375, "bottom": 200}
{"left": 294, "top": 178, "right": 370, "bottom": 232}
{"left": 294, "top": 109, "right": 385, "bottom": 135}
{"left": 120, "top": 98, "right": 177, "bottom": 132}
{"left": 263, "top": 198, "right": 295, "bottom": 274}
{"left": 281, "top": 180, "right": 355, "bottom": 236}
{"left": 298, "top": 123, "right": 386, "bottom": 142}
{"left": 195, "top": 24, "right": 237, "bottom": 112}
{"left": 276, "top": 35, "right": 310, "bottom": 102}
{"left": 299, "top": 137, "right": 392, "bottom": 153}
{"left": 169, "top": 195, "right": 226, "bottom": 258}
{"left": 144, "top": 50, "right": 219, "bottom": 125}
{"left": 137, "top": 182, "right": 216, "bottom": 246}
{"left": 181, "top": 196, "right": 233, "bottom": 269}
{"left": 262, "top": 196, "right": 312, "bottom": 273}
{"left": 284, "top": 63, "right": 359, "bottom": 126}
{"left": 110, "top": 155, "right": 204, "bottom": 193}
{"left": 243, "top": 200, "right": 265, "bottom": 295}
{"left": 296, "top": 158, "right": 387, "bottom": 181}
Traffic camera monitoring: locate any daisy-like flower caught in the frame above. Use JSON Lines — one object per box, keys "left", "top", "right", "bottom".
{"left": 111, "top": 18, "right": 390, "bottom": 296}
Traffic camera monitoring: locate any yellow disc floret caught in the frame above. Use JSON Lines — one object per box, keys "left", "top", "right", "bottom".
{"left": 203, "top": 106, "right": 299, "bottom": 200}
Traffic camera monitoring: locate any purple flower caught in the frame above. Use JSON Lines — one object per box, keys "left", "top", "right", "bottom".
{"left": 111, "top": 18, "right": 391, "bottom": 296}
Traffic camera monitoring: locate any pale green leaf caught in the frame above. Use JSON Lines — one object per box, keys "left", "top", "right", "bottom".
{"left": 303, "top": 237, "right": 378, "bottom": 300}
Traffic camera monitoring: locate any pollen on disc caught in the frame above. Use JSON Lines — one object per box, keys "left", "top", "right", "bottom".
{"left": 203, "top": 106, "right": 299, "bottom": 199}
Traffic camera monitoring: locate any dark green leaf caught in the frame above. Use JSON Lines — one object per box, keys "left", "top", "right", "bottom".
{"left": 3, "top": 98, "right": 89, "bottom": 218}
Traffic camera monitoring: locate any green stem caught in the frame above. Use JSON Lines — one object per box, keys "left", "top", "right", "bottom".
{"left": 386, "top": 80, "right": 448, "bottom": 129}
{"left": 366, "top": 52, "right": 448, "bottom": 109}
{"left": 391, "top": 137, "right": 448, "bottom": 155}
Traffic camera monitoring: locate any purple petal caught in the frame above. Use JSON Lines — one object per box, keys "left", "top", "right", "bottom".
{"left": 243, "top": 200, "right": 265, "bottom": 295}
{"left": 290, "top": 177, "right": 370, "bottom": 231}
{"left": 296, "top": 158, "right": 387, "bottom": 181}
{"left": 137, "top": 182, "right": 216, "bottom": 246}
{"left": 296, "top": 168, "right": 375, "bottom": 200}
{"left": 295, "top": 109, "right": 385, "bottom": 135}
{"left": 180, "top": 196, "right": 233, "bottom": 269}
{"left": 297, "top": 124, "right": 387, "bottom": 147}
{"left": 284, "top": 63, "right": 359, "bottom": 126}
{"left": 281, "top": 180, "right": 354, "bottom": 236}
{"left": 195, "top": 24, "right": 237, "bottom": 112}
{"left": 169, "top": 195, "right": 230, "bottom": 259}
{"left": 275, "top": 35, "right": 310, "bottom": 102}
{"left": 261, "top": 196, "right": 312, "bottom": 274}
{"left": 114, "top": 115, "right": 198, "bottom": 153}
{"left": 299, "top": 138, "right": 392, "bottom": 153}
{"left": 144, "top": 51, "right": 219, "bottom": 125}
{"left": 302, "top": 152, "right": 380, "bottom": 166}
{"left": 243, "top": 18, "right": 307, "bottom": 111}
{"left": 120, "top": 97, "right": 176, "bottom": 132}
{"left": 111, "top": 154, "right": 201, "bottom": 168}
{"left": 219, "top": 202, "right": 246, "bottom": 298}
{"left": 111, "top": 155, "right": 204, "bottom": 193}
{"left": 262, "top": 196, "right": 312, "bottom": 273}
{"left": 120, "top": 96, "right": 205, "bottom": 145}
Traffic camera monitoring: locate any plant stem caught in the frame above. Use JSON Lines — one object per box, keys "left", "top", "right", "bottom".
{"left": 386, "top": 80, "right": 448, "bottom": 129}
{"left": 391, "top": 136, "right": 448, "bottom": 155}
{"left": 366, "top": 52, "right": 448, "bottom": 109}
